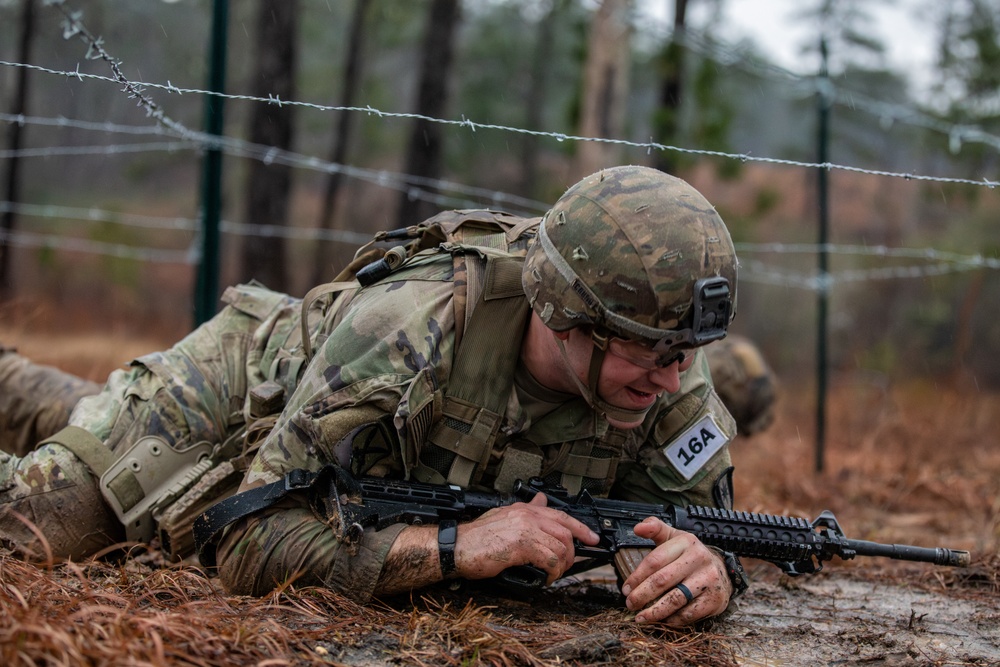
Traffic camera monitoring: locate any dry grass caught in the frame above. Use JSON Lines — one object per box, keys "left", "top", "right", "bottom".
{"left": 0, "top": 553, "right": 743, "bottom": 667}
{"left": 733, "top": 379, "right": 1000, "bottom": 557}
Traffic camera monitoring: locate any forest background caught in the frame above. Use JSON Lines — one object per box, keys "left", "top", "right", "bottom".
{"left": 2, "top": 3, "right": 1000, "bottom": 663}
{"left": 1, "top": 0, "right": 999, "bottom": 425}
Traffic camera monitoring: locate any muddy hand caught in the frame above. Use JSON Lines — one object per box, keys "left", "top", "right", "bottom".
{"left": 453, "top": 492, "right": 600, "bottom": 585}
{"left": 620, "top": 517, "right": 732, "bottom": 625}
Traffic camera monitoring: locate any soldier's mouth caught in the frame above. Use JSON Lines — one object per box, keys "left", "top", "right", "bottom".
{"left": 625, "top": 387, "right": 657, "bottom": 403}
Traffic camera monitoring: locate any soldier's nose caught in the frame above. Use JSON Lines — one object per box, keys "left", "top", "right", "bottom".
{"left": 647, "top": 363, "right": 681, "bottom": 394}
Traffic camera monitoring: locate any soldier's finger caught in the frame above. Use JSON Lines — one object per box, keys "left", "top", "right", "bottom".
{"left": 523, "top": 495, "right": 599, "bottom": 545}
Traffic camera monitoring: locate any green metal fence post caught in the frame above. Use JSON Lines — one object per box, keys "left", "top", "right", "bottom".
{"left": 816, "top": 36, "right": 831, "bottom": 473}
{"left": 194, "top": 0, "right": 229, "bottom": 325}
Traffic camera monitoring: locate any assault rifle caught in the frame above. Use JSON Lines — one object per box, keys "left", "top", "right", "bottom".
{"left": 304, "top": 466, "right": 970, "bottom": 589}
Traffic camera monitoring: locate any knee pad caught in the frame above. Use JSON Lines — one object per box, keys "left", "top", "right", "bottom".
{"left": 0, "top": 442, "right": 122, "bottom": 561}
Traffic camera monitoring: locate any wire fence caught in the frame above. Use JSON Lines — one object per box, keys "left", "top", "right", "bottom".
{"left": 2, "top": 2, "right": 998, "bottom": 330}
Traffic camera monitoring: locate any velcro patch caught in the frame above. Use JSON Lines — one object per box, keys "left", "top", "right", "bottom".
{"left": 661, "top": 414, "right": 729, "bottom": 481}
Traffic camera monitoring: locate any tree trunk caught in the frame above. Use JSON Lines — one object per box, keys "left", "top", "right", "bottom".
{"left": 241, "top": 0, "right": 299, "bottom": 293}
{"left": 310, "top": 0, "right": 372, "bottom": 286}
{"left": 396, "top": 0, "right": 461, "bottom": 228}
{"left": 0, "top": 0, "right": 35, "bottom": 297}
{"left": 574, "top": 0, "right": 633, "bottom": 180}
{"left": 520, "top": 0, "right": 567, "bottom": 199}
{"left": 653, "top": 0, "right": 688, "bottom": 173}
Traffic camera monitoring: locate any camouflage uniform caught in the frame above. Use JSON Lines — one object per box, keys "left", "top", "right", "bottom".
{"left": 217, "top": 169, "right": 739, "bottom": 601}
{"left": 0, "top": 284, "right": 304, "bottom": 560}
{"left": 1, "top": 268, "right": 733, "bottom": 595}
{"left": 1, "top": 168, "right": 741, "bottom": 605}
{"left": 0, "top": 347, "right": 100, "bottom": 457}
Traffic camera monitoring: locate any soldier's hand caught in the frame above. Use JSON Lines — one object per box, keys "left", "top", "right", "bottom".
{"left": 620, "top": 517, "right": 732, "bottom": 625}
{"left": 454, "top": 492, "right": 600, "bottom": 584}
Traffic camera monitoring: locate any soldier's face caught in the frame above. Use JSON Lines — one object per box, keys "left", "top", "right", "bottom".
{"left": 559, "top": 328, "right": 695, "bottom": 429}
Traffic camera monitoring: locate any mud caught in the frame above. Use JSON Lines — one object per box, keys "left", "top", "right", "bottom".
{"left": 723, "top": 568, "right": 1000, "bottom": 666}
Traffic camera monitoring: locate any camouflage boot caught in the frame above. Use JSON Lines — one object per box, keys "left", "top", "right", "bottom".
{"left": 0, "top": 347, "right": 101, "bottom": 456}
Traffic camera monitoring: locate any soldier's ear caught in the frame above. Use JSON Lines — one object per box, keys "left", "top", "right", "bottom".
{"left": 553, "top": 329, "right": 572, "bottom": 342}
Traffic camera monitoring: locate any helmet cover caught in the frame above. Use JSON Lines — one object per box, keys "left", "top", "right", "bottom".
{"left": 522, "top": 165, "right": 738, "bottom": 355}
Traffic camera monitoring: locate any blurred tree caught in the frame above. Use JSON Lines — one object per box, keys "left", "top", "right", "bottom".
{"left": 575, "top": 0, "right": 632, "bottom": 179}
{"left": 796, "top": 0, "right": 887, "bottom": 73}
{"left": 791, "top": 0, "right": 892, "bottom": 169}
{"left": 520, "top": 0, "right": 570, "bottom": 198}
{"left": 240, "top": 0, "right": 299, "bottom": 293}
{"left": 932, "top": 0, "right": 1000, "bottom": 172}
{"left": 310, "top": 0, "right": 372, "bottom": 286}
{"left": 397, "top": 0, "right": 461, "bottom": 228}
{"left": 649, "top": 0, "right": 738, "bottom": 177}
{"left": 652, "top": 0, "right": 687, "bottom": 174}
{"left": 0, "top": 0, "right": 34, "bottom": 298}
{"left": 927, "top": 0, "right": 1000, "bottom": 384}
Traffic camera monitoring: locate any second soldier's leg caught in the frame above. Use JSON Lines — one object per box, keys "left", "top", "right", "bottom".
{"left": 0, "top": 347, "right": 101, "bottom": 456}
{"left": 0, "top": 286, "right": 298, "bottom": 561}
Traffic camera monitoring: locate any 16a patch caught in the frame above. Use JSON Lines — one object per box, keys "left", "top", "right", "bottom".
{"left": 661, "top": 414, "right": 729, "bottom": 481}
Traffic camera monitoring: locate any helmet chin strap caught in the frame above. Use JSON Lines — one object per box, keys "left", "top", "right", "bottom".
{"left": 553, "top": 335, "right": 652, "bottom": 427}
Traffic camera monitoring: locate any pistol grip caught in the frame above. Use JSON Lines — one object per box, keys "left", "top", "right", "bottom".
{"left": 613, "top": 547, "right": 651, "bottom": 583}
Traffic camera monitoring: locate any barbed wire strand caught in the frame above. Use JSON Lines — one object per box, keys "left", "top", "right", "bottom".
{"left": 657, "top": 26, "right": 1000, "bottom": 155}
{"left": 4, "top": 200, "right": 996, "bottom": 290}
{"left": 0, "top": 140, "right": 198, "bottom": 159}
{"left": 2, "top": 57, "right": 996, "bottom": 190}
{"left": 7, "top": 198, "right": 999, "bottom": 272}
{"left": 0, "top": 111, "right": 550, "bottom": 215}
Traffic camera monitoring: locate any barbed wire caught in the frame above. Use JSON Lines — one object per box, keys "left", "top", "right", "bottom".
{"left": 1, "top": 2, "right": 996, "bottom": 295}
{"left": 5, "top": 199, "right": 995, "bottom": 290}
{"left": 0, "top": 201, "right": 374, "bottom": 245}
{"left": 0, "top": 112, "right": 176, "bottom": 137}
{"left": 39, "top": 0, "right": 203, "bottom": 143}
{"left": 0, "top": 227, "right": 192, "bottom": 264}
{"left": 8, "top": 198, "right": 997, "bottom": 268}
{"left": 738, "top": 257, "right": 994, "bottom": 292}
{"left": 735, "top": 242, "right": 999, "bottom": 266}
{"left": 2, "top": 56, "right": 997, "bottom": 189}
{"left": 9, "top": 1, "right": 1000, "bottom": 193}
{"left": 0, "top": 140, "right": 198, "bottom": 159}
{"left": 0, "top": 111, "right": 550, "bottom": 215}
{"left": 652, "top": 26, "right": 1000, "bottom": 155}
{"left": 17, "top": 3, "right": 535, "bottom": 218}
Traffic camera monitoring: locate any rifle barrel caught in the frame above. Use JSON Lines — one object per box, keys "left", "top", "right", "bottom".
{"left": 846, "top": 539, "right": 971, "bottom": 567}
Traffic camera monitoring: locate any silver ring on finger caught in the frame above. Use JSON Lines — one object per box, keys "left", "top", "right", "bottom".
{"left": 671, "top": 582, "right": 694, "bottom": 605}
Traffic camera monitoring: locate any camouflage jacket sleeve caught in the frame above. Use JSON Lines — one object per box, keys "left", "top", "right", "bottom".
{"left": 218, "top": 262, "right": 457, "bottom": 602}
{"left": 611, "top": 349, "right": 738, "bottom": 509}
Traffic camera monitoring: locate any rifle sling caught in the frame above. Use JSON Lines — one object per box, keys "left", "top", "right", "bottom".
{"left": 193, "top": 468, "right": 321, "bottom": 568}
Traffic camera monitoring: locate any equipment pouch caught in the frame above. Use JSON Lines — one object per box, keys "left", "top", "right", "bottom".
{"left": 154, "top": 459, "right": 244, "bottom": 560}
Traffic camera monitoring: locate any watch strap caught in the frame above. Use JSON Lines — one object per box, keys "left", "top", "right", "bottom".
{"left": 438, "top": 519, "right": 458, "bottom": 578}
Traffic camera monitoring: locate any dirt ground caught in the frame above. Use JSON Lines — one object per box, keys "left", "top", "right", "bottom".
{"left": 719, "top": 565, "right": 999, "bottom": 666}
{"left": 1, "top": 319, "right": 998, "bottom": 666}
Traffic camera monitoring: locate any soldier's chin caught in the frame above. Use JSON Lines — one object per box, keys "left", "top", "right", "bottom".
{"left": 606, "top": 414, "right": 645, "bottom": 430}
{"left": 601, "top": 405, "right": 652, "bottom": 430}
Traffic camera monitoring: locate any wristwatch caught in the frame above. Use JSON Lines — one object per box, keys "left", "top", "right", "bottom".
{"left": 438, "top": 520, "right": 458, "bottom": 578}
{"left": 708, "top": 546, "right": 749, "bottom": 599}
{"left": 721, "top": 550, "right": 749, "bottom": 598}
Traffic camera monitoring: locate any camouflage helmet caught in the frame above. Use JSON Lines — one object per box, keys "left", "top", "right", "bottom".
{"left": 522, "top": 165, "right": 738, "bottom": 357}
